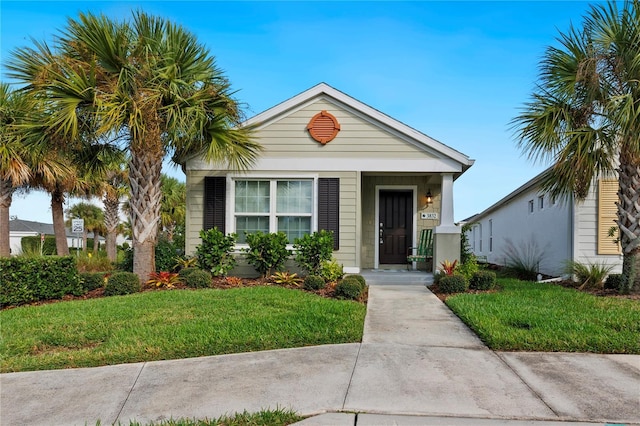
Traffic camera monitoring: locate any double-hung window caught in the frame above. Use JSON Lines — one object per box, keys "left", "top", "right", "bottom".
{"left": 234, "top": 179, "right": 313, "bottom": 243}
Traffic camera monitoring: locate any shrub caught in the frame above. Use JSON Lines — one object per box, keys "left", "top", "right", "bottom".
{"left": 293, "top": 230, "right": 334, "bottom": 275}
{"left": 564, "top": 260, "right": 615, "bottom": 290}
{"left": 0, "top": 256, "right": 82, "bottom": 306}
{"left": 335, "top": 278, "right": 363, "bottom": 300}
{"left": 319, "top": 258, "right": 344, "bottom": 283}
{"left": 243, "top": 232, "right": 291, "bottom": 277}
{"left": 469, "top": 270, "right": 496, "bottom": 290}
{"left": 178, "top": 267, "right": 199, "bottom": 280}
{"left": 183, "top": 269, "right": 212, "bottom": 289}
{"left": 79, "top": 272, "right": 108, "bottom": 292}
{"left": 456, "top": 255, "right": 478, "bottom": 281}
{"left": 195, "top": 228, "right": 237, "bottom": 276}
{"left": 155, "top": 238, "right": 182, "bottom": 272}
{"left": 270, "top": 271, "right": 303, "bottom": 287}
{"left": 438, "top": 274, "right": 468, "bottom": 294}
{"left": 605, "top": 273, "right": 625, "bottom": 290}
{"left": 303, "top": 275, "right": 326, "bottom": 291}
{"left": 344, "top": 274, "right": 367, "bottom": 290}
{"left": 104, "top": 272, "right": 141, "bottom": 296}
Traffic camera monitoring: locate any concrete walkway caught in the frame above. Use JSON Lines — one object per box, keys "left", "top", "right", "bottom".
{"left": 1, "top": 270, "right": 638, "bottom": 425}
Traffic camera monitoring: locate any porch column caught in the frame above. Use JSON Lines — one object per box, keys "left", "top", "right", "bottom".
{"left": 433, "top": 173, "right": 461, "bottom": 272}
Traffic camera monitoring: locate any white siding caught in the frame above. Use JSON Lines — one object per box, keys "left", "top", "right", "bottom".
{"left": 468, "top": 187, "right": 572, "bottom": 277}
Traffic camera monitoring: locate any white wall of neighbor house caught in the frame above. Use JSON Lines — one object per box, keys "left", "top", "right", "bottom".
{"left": 468, "top": 185, "right": 573, "bottom": 277}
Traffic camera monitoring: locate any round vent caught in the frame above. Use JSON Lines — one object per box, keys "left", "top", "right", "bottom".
{"left": 307, "top": 110, "right": 340, "bottom": 144}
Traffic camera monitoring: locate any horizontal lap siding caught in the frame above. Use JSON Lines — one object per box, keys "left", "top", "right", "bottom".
{"left": 256, "top": 99, "right": 434, "bottom": 159}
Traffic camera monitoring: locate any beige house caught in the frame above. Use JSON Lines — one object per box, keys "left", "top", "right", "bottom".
{"left": 185, "top": 83, "right": 474, "bottom": 275}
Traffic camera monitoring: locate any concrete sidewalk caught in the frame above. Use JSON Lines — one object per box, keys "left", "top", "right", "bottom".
{"left": 1, "top": 270, "right": 638, "bottom": 425}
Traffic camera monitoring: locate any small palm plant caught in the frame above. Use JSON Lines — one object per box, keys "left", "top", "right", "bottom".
{"left": 564, "top": 260, "right": 615, "bottom": 290}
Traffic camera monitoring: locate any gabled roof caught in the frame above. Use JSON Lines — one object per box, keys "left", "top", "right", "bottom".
{"left": 9, "top": 219, "right": 55, "bottom": 234}
{"left": 468, "top": 168, "right": 553, "bottom": 222}
{"left": 244, "top": 82, "right": 474, "bottom": 173}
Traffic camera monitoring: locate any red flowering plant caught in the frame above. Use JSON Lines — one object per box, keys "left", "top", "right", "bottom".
{"left": 146, "top": 271, "right": 181, "bottom": 289}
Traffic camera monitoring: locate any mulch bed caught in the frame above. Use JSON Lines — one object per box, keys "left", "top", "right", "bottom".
{"left": 8, "top": 274, "right": 368, "bottom": 309}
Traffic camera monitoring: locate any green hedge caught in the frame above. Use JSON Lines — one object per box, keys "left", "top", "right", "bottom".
{"left": 0, "top": 256, "right": 83, "bottom": 307}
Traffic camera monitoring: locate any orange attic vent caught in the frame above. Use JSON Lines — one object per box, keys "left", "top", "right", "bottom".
{"left": 307, "top": 110, "right": 341, "bottom": 144}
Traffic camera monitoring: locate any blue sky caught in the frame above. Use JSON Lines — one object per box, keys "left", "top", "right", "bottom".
{"left": 2, "top": 1, "right": 593, "bottom": 223}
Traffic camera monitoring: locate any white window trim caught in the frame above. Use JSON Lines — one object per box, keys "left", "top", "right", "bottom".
{"left": 226, "top": 173, "right": 319, "bottom": 249}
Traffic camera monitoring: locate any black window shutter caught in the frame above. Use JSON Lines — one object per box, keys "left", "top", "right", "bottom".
{"left": 318, "top": 178, "right": 340, "bottom": 250}
{"left": 204, "top": 176, "right": 226, "bottom": 233}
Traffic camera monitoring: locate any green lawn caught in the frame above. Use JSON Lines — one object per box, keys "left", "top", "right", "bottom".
{"left": 1, "top": 286, "right": 366, "bottom": 373}
{"left": 445, "top": 278, "right": 640, "bottom": 353}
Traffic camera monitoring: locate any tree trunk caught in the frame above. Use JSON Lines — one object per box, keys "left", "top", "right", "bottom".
{"left": 82, "top": 229, "right": 88, "bottom": 253}
{"left": 51, "top": 187, "right": 69, "bottom": 256}
{"left": 92, "top": 231, "right": 100, "bottom": 253}
{"left": 617, "top": 151, "right": 640, "bottom": 293}
{"left": 103, "top": 196, "right": 120, "bottom": 262}
{"left": 0, "top": 178, "right": 13, "bottom": 257}
{"left": 129, "top": 144, "right": 162, "bottom": 281}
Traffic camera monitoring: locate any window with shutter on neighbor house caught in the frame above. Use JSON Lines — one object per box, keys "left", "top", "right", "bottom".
{"left": 598, "top": 179, "right": 621, "bottom": 255}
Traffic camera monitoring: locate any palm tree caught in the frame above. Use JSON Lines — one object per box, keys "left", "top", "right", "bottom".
{"left": 0, "top": 84, "right": 70, "bottom": 256}
{"left": 66, "top": 202, "right": 103, "bottom": 253}
{"left": 7, "top": 11, "right": 262, "bottom": 281}
{"left": 0, "top": 84, "right": 31, "bottom": 256}
{"left": 513, "top": 0, "right": 640, "bottom": 293}
{"left": 160, "top": 174, "right": 186, "bottom": 243}
{"left": 101, "top": 159, "right": 128, "bottom": 261}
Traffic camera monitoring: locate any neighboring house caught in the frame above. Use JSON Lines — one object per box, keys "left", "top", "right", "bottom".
{"left": 184, "top": 83, "right": 474, "bottom": 275}
{"left": 465, "top": 169, "right": 622, "bottom": 277}
{"left": 8, "top": 218, "right": 110, "bottom": 254}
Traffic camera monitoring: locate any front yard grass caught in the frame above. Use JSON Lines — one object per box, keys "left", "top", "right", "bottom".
{"left": 1, "top": 286, "right": 366, "bottom": 373}
{"left": 445, "top": 278, "right": 640, "bottom": 353}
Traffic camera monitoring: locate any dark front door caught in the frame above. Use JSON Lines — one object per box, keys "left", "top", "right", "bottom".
{"left": 379, "top": 190, "right": 412, "bottom": 264}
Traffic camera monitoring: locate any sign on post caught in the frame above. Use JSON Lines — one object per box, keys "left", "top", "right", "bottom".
{"left": 71, "top": 219, "right": 84, "bottom": 234}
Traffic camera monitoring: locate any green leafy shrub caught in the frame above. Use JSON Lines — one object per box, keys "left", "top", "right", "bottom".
{"left": 178, "top": 267, "right": 199, "bottom": 280}
{"left": 319, "top": 258, "right": 344, "bottom": 282}
{"left": 335, "top": 278, "right": 363, "bottom": 300}
{"left": 243, "top": 232, "right": 291, "bottom": 277}
{"left": 605, "top": 273, "right": 625, "bottom": 290}
{"left": 0, "top": 256, "right": 82, "bottom": 306}
{"left": 344, "top": 274, "right": 366, "bottom": 290}
{"left": 303, "top": 275, "right": 326, "bottom": 291}
{"left": 564, "top": 260, "right": 614, "bottom": 290}
{"left": 293, "top": 230, "right": 334, "bottom": 275}
{"left": 104, "top": 272, "right": 141, "bottom": 296}
{"left": 438, "top": 274, "right": 468, "bottom": 294}
{"left": 155, "top": 237, "right": 181, "bottom": 272}
{"left": 456, "top": 255, "right": 479, "bottom": 281}
{"left": 183, "top": 269, "right": 212, "bottom": 289}
{"left": 195, "top": 228, "right": 237, "bottom": 276}
{"left": 79, "top": 272, "right": 107, "bottom": 292}
{"left": 469, "top": 270, "right": 496, "bottom": 290}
